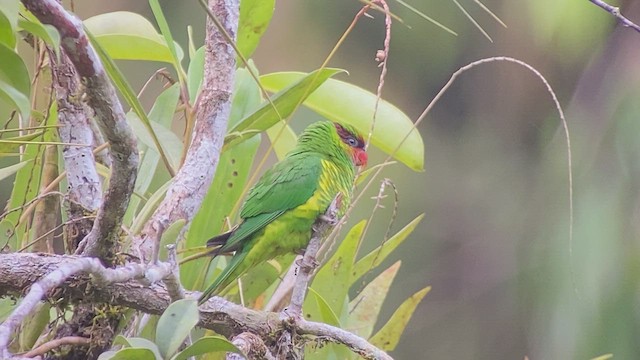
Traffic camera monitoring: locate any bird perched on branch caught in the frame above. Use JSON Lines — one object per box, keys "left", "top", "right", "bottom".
{"left": 198, "top": 121, "right": 367, "bottom": 303}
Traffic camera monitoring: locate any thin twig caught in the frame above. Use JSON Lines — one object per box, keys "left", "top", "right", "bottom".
{"left": 589, "top": 0, "right": 640, "bottom": 33}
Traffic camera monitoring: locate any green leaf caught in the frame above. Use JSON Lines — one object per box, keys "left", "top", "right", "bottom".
{"left": 127, "top": 112, "right": 182, "bottom": 171}
{"left": 0, "top": 42, "right": 30, "bottom": 119}
{"left": 97, "top": 348, "right": 157, "bottom": 360}
{"left": 227, "top": 68, "right": 345, "bottom": 146}
{"left": 156, "top": 299, "right": 199, "bottom": 358}
{"left": 113, "top": 336, "right": 162, "bottom": 360}
{"left": 351, "top": 214, "right": 424, "bottom": 282}
{"left": 84, "top": 11, "right": 183, "bottom": 63}
{"left": 237, "top": 0, "right": 274, "bottom": 58}
{"left": 260, "top": 73, "right": 425, "bottom": 171}
{"left": 0, "top": 117, "right": 55, "bottom": 250}
{"left": 369, "top": 286, "right": 430, "bottom": 351}
{"left": 148, "top": 0, "right": 186, "bottom": 79}
{"left": 86, "top": 28, "right": 175, "bottom": 176}
{"left": 130, "top": 179, "right": 171, "bottom": 235}
{"left": 0, "top": 160, "right": 28, "bottom": 181}
{"left": 18, "top": 16, "right": 61, "bottom": 57}
{"left": 348, "top": 261, "right": 401, "bottom": 339}
{"left": 18, "top": 302, "right": 50, "bottom": 351}
{"left": 171, "top": 336, "right": 241, "bottom": 360}
{"left": 310, "top": 220, "right": 365, "bottom": 317}
{"left": 266, "top": 120, "right": 297, "bottom": 160}
{"left": 187, "top": 46, "right": 205, "bottom": 102}
{"left": 124, "top": 83, "right": 181, "bottom": 224}
{"left": 306, "top": 287, "right": 341, "bottom": 327}
{"left": 0, "top": 0, "right": 18, "bottom": 47}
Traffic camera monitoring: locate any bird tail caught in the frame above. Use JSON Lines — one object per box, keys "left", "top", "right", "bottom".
{"left": 198, "top": 251, "right": 247, "bottom": 304}
{"left": 206, "top": 229, "right": 234, "bottom": 250}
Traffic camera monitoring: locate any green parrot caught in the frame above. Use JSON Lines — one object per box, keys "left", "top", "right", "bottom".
{"left": 198, "top": 121, "right": 368, "bottom": 303}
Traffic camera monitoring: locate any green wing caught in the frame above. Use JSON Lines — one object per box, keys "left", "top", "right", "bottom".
{"left": 220, "top": 154, "right": 322, "bottom": 252}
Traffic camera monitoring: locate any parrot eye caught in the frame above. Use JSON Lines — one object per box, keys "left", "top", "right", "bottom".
{"left": 346, "top": 137, "right": 358, "bottom": 147}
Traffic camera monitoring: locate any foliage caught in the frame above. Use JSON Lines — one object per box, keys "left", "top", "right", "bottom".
{"left": 0, "top": 0, "right": 426, "bottom": 358}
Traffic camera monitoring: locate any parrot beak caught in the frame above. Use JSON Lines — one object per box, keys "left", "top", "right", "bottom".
{"left": 355, "top": 149, "right": 368, "bottom": 167}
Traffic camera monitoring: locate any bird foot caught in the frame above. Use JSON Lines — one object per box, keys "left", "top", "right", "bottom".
{"left": 280, "top": 307, "right": 303, "bottom": 324}
{"left": 318, "top": 213, "right": 339, "bottom": 226}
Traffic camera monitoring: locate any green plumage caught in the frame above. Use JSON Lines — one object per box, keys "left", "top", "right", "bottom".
{"left": 198, "top": 121, "right": 366, "bottom": 303}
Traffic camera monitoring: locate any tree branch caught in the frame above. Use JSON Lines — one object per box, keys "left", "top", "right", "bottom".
{"left": 0, "top": 255, "right": 173, "bottom": 358}
{"left": 589, "top": 0, "right": 640, "bottom": 33}
{"left": 136, "top": 0, "right": 238, "bottom": 261}
{"left": 50, "top": 48, "right": 103, "bottom": 251}
{"left": 22, "top": 0, "right": 139, "bottom": 264}
{"left": 0, "top": 253, "right": 392, "bottom": 360}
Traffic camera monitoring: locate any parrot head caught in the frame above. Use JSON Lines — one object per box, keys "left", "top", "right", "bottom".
{"left": 333, "top": 122, "right": 368, "bottom": 167}
{"left": 295, "top": 121, "right": 368, "bottom": 168}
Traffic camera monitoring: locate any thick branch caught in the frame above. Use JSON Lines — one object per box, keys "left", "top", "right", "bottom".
{"left": 0, "top": 253, "right": 392, "bottom": 360}
{"left": 137, "top": 0, "right": 238, "bottom": 261}
{"left": 0, "top": 255, "right": 173, "bottom": 358}
{"left": 50, "top": 49, "right": 103, "bottom": 251}
{"left": 22, "top": 0, "right": 139, "bottom": 263}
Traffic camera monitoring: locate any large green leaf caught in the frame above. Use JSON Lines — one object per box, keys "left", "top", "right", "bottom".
{"left": 84, "top": 11, "right": 183, "bottom": 63}
{"left": 351, "top": 214, "right": 424, "bottom": 282}
{"left": 172, "top": 336, "right": 241, "bottom": 360}
{"left": 156, "top": 299, "right": 199, "bottom": 359}
{"left": 369, "top": 286, "right": 430, "bottom": 351}
{"left": 306, "top": 287, "right": 341, "bottom": 327}
{"left": 237, "top": 0, "right": 274, "bottom": 58}
{"left": 0, "top": 0, "right": 18, "bottom": 47}
{"left": 113, "top": 336, "right": 162, "bottom": 360}
{"left": 348, "top": 261, "right": 401, "bottom": 339}
{"left": 97, "top": 348, "right": 157, "bottom": 360}
{"left": 265, "top": 120, "right": 297, "bottom": 160}
{"left": 226, "top": 68, "right": 345, "bottom": 147}
{"left": 0, "top": 42, "right": 30, "bottom": 119}
{"left": 261, "top": 73, "right": 424, "bottom": 171}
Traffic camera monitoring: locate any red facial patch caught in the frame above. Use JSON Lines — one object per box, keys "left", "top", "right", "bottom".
{"left": 354, "top": 148, "right": 368, "bottom": 167}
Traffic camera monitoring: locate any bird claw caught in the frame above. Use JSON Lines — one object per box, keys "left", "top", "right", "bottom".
{"left": 319, "top": 213, "right": 339, "bottom": 226}
{"left": 280, "top": 307, "right": 303, "bottom": 324}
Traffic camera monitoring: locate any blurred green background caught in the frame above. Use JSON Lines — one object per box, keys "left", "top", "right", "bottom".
{"left": 8, "top": 0, "right": 640, "bottom": 358}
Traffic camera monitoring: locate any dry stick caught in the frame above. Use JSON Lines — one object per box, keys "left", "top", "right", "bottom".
{"left": 589, "top": 0, "right": 640, "bottom": 33}
{"left": 22, "top": 336, "right": 90, "bottom": 358}
{"left": 21, "top": 0, "right": 139, "bottom": 263}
